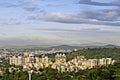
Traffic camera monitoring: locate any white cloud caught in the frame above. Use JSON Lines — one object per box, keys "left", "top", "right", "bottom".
{"left": 36, "top": 9, "right": 120, "bottom": 26}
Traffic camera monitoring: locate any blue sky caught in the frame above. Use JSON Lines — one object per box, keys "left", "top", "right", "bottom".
{"left": 0, "top": 0, "right": 120, "bottom": 46}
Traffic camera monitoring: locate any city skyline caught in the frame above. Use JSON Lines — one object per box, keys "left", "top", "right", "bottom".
{"left": 0, "top": 0, "right": 120, "bottom": 46}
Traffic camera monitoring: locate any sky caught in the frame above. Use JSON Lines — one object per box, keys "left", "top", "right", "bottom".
{"left": 0, "top": 0, "right": 120, "bottom": 47}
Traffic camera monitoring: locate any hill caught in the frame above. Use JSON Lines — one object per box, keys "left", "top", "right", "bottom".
{"left": 45, "top": 45, "right": 82, "bottom": 50}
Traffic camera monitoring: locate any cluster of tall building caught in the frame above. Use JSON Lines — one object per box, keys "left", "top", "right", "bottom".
{"left": 10, "top": 52, "right": 53, "bottom": 70}
{"left": 9, "top": 53, "right": 115, "bottom": 72}
{"left": 10, "top": 53, "right": 36, "bottom": 66}
{"left": 51, "top": 54, "right": 115, "bottom": 72}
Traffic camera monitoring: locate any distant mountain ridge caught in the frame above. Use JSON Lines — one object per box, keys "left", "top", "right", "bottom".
{"left": 104, "top": 44, "right": 120, "bottom": 48}
{"left": 45, "top": 45, "right": 82, "bottom": 50}
{"left": 44, "top": 44, "right": 120, "bottom": 50}
{"left": 0, "top": 44, "right": 119, "bottom": 49}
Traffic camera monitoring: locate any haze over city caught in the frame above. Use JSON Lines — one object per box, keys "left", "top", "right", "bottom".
{"left": 0, "top": 0, "right": 120, "bottom": 47}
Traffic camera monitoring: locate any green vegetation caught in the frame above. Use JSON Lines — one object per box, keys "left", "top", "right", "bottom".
{"left": 66, "top": 48, "right": 120, "bottom": 61}
{"left": 2, "top": 70, "right": 28, "bottom": 80}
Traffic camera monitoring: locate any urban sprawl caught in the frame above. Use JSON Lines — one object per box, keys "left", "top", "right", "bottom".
{"left": 0, "top": 48, "right": 115, "bottom": 76}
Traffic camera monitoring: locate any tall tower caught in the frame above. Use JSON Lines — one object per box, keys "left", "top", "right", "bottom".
{"left": 28, "top": 70, "right": 33, "bottom": 80}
